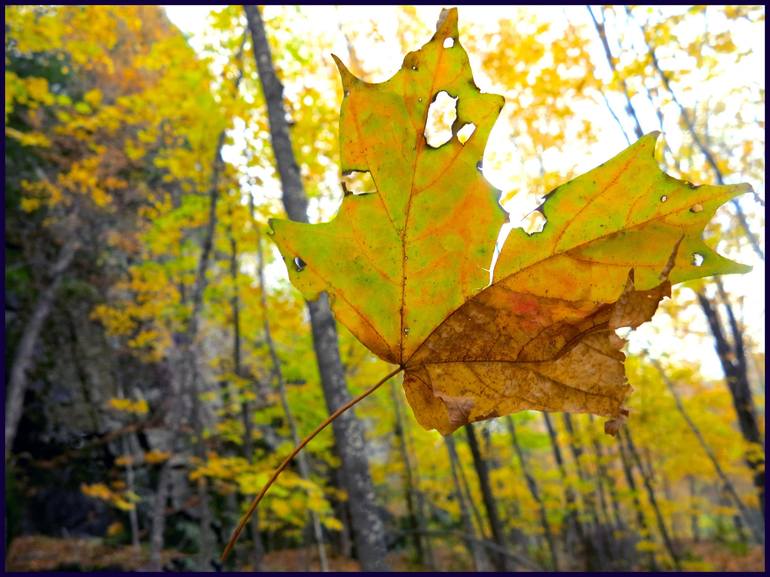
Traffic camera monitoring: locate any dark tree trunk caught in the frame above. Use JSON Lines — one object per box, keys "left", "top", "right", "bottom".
{"left": 244, "top": 5, "right": 389, "bottom": 570}
{"left": 617, "top": 434, "right": 657, "bottom": 571}
{"left": 389, "top": 381, "right": 426, "bottom": 566}
{"left": 651, "top": 356, "right": 764, "bottom": 544}
{"left": 506, "top": 417, "right": 559, "bottom": 570}
{"left": 463, "top": 424, "right": 512, "bottom": 571}
{"left": 562, "top": 414, "right": 610, "bottom": 567}
{"left": 149, "top": 462, "right": 172, "bottom": 571}
{"left": 445, "top": 434, "right": 486, "bottom": 571}
{"left": 588, "top": 414, "right": 624, "bottom": 531}
{"left": 697, "top": 290, "right": 765, "bottom": 520}
{"left": 6, "top": 237, "right": 78, "bottom": 461}
{"left": 689, "top": 476, "right": 700, "bottom": 543}
{"left": 543, "top": 413, "right": 587, "bottom": 569}
{"left": 621, "top": 428, "right": 682, "bottom": 570}
{"left": 226, "top": 213, "right": 264, "bottom": 570}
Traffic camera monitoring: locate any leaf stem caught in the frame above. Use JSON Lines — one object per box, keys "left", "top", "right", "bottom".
{"left": 221, "top": 365, "right": 404, "bottom": 562}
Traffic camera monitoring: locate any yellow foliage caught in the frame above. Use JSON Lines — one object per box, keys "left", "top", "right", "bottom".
{"left": 83, "top": 89, "right": 102, "bottom": 107}
{"left": 321, "top": 516, "right": 343, "bottom": 532}
{"left": 106, "top": 521, "right": 125, "bottom": 537}
{"left": 108, "top": 397, "right": 149, "bottom": 415}
{"left": 115, "top": 454, "right": 134, "bottom": 467}
{"left": 81, "top": 482, "right": 112, "bottom": 501}
{"left": 144, "top": 450, "right": 170, "bottom": 464}
{"left": 91, "top": 305, "right": 135, "bottom": 336}
{"left": 635, "top": 539, "right": 660, "bottom": 553}
{"left": 5, "top": 127, "right": 52, "bottom": 148}
{"left": 127, "top": 330, "right": 159, "bottom": 350}
{"left": 19, "top": 197, "right": 43, "bottom": 212}
{"left": 81, "top": 483, "right": 136, "bottom": 511}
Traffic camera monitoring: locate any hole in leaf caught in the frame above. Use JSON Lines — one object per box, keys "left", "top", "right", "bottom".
{"left": 660, "top": 195, "right": 668, "bottom": 203}
{"left": 691, "top": 252, "right": 704, "bottom": 267}
{"left": 424, "top": 91, "right": 457, "bottom": 148}
{"left": 690, "top": 203, "right": 703, "bottom": 213}
{"left": 293, "top": 256, "right": 306, "bottom": 272}
{"left": 523, "top": 210, "right": 547, "bottom": 235}
{"left": 615, "top": 327, "right": 632, "bottom": 340}
{"left": 457, "top": 122, "right": 476, "bottom": 144}
{"left": 341, "top": 170, "right": 375, "bottom": 195}
{"left": 443, "top": 37, "right": 455, "bottom": 48}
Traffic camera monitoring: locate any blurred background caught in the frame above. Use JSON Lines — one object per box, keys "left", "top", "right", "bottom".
{"left": 4, "top": 4, "right": 765, "bottom": 572}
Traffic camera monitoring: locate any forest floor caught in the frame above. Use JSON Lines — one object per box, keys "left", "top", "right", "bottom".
{"left": 5, "top": 535, "right": 765, "bottom": 572}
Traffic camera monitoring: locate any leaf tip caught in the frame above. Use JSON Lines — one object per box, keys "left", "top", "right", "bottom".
{"left": 435, "top": 7, "right": 459, "bottom": 39}
{"left": 331, "top": 53, "right": 357, "bottom": 92}
{"left": 730, "top": 181, "right": 755, "bottom": 197}
{"left": 639, "top": 130, "right": 662, "bottom": 151}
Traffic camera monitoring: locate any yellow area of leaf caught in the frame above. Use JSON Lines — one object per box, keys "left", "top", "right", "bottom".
{"left": 271, "top": 8, "right": 506, "bottom": 364}
{"left": 269, "top": 8, "right": 751, "bottom": 435}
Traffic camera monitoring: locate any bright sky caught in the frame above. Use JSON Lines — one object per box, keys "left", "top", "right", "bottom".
{"left": 164, "top": 5, "right": 765, "bottom": 384}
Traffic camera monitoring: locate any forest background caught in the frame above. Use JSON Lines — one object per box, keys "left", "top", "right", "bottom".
{"left": 4, "top": 4, "right": 765, "bottom": 572}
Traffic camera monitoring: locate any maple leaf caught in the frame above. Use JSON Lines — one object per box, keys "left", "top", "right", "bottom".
{"left": 270, "top": 8, "right": 751, "bottom": 436}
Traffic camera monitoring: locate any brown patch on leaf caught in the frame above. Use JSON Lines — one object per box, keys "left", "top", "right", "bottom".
{"left": 402, "top": 273, "right": 672, "bottom": 436}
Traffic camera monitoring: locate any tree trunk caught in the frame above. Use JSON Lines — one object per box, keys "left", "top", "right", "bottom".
{"left": 223, "top": 210, "right": 263, "bottom": 570}
{"left": 451, "top": 436, "right": 488, "bottom": 547}
{"left": 5, "top": 237, "right": 78, "bottom": 461}
{"left": 587, "top": 6, "right": 644, "bottom": 139}
{"left": 697, "top": 291, "right": 765, "bottom": 519}
{"left": 255, "top": 227, "right": 329, "bottom": 571}
{"left": 688, "top": 476, "right": 700, "bottom": 543}
{"left": 389, "top": 381, "right": 426, "bottom": 566}
{"left": 244, "top": 5, "right": 389, "bottom": 569}
{"left": 562, "top": 414, "right": 610, "bottom": 567}
{"left": 506, "top": 417, "right": 559, "bottom": 570}
{"left": 64, "top": 312, "right": 101, "bottom": 433}
{"left": 149, "top": 462, "right": 172, "bottom": 571}
{"left": 445, "top": 434, "right": 486, "bottom": 571}
{"left": 179, "top": 45, "right": 246, "bottom": 569}
{"left": 616, "top": 434, "right": 657, "bottom": 571}
{"left": 190, "top": 371, "right": 215, "bottom": 572}
{"left": 463, "top": 424, "right": 512, "bottom": 571}
{"left": 621, "top": 428, "right": 682, "bottom": 570}
{"left": 238, "top": 198, "right": 266, "bottom": 570}
{"left": 123, "top": 435, "right": 141, "bottom": 551}
{"left": 588, "top": 414, "right": 624, "bottom": 531}
{"left": 650, "top": 355, "right": 764, "bottom": 544}
{"left": 407, "top": 456, "right": 436, "bottom": 570}
{"left": 543, "top": 412, "right": 587, "bottom": 569}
